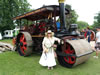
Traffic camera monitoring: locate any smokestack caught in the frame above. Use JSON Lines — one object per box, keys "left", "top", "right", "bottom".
{"left": 58, "top": 0, "right": 66, "bottom": 30}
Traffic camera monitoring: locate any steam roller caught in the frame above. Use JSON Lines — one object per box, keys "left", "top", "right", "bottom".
{"left": 12, "top": 0, "right": 94, "bottom": 68}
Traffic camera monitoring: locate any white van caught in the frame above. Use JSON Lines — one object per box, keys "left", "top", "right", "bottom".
{"left": 0, "top": 33, "right": 2, "bottom": 40}
{"left": 3, "top": 30, "right": 13, "bottom": 39}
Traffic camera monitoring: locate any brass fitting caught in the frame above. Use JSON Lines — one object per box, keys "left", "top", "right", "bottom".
{"left": 58, "top": 0, "right": 65, "bottom": 3}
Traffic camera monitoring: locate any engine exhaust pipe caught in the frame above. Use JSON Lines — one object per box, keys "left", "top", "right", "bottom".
{"left": 58, "top": 0, "right": 66, "bottom": 30}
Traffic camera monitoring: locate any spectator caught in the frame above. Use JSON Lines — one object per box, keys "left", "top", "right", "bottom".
{"left": 93, "top": 27, "right": 100, "bottom": 58}
{"left": 39, "top": 30, "right": 60, "bottom": 70}
{"left": 86, "top": 27, "right": 91, "bottom": 43}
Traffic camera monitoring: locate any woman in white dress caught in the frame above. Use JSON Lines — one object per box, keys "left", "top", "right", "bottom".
{"left": 39, "top": 30, "right": 60, "bottom": 70}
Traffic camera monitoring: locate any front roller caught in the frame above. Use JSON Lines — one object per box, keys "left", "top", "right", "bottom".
{"left": 57, "top": 39, "right": 93, "bottom": 68}
{"left": 16, "top": 32, "right": 33, "bottom": 56}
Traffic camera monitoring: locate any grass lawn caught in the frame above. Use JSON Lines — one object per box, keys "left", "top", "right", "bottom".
{"left": 0, "top": 40, "right": 100, "bottom": 75}
{"left": 0, "top": 39, "right": 13, "bottom": 45}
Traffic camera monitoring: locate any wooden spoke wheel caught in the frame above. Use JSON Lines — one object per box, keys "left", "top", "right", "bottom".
{"left": 16, "top": 32, "right": 33, "bottom": 56}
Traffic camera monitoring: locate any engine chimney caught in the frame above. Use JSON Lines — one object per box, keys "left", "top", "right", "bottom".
{"left": 58, "top": 0, "right": 66, "bottom": 30}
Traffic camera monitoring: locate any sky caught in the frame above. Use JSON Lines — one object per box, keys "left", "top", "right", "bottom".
{"left": 28, "top": 0, "right": 100, "bottom": 25}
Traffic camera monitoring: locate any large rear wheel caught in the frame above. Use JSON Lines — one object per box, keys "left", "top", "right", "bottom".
{"left": 16, "top": 32, "right": 33, "bottom": 56}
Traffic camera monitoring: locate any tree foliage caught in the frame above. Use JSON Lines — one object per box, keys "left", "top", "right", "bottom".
{"left": 92, "top": 12, "right": 100, "bottom": 28}
{"left": 0, "top": 0, "right": 31, "bottom": 33}
{"left": 65, "top": 4, "right": 78, "bottom": 28}
{"left": 76, "top": 21, "right": 89, "bottom": 30}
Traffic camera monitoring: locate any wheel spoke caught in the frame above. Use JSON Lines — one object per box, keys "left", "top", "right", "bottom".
{"left": 22, "top": 35, "right": 24, "bottom": 40}
{"left": 20, "top": 36, "right": 23, "bottom": 42}
{"left": 20, "top": 46, "right": 25, "bottom": 54}
{"left": 64, "top": 43, "right": 76, "bottom": 64}
{"left": 23, "top": 46, "right": 27, "bottom": 50}
{"left": 68, "top": 56, "right": 71, "bottom": 63}
{"left": 19, "top": 34, "right": 27, "bottom": 55}
{"left": 23, "top": 41, "right": 27, "bottom": 45}
{"left": 69, "top": 56, "right": 75, "bottom": 64}
{"left": 20, "top": 35, "right": 25, "bottom": 42}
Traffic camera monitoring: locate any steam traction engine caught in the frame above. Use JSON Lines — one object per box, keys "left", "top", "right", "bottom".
{"left": 13, "top": 0, "right": 93, "bottom": 68}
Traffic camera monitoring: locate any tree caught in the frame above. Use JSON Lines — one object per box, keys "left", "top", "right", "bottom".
{"left": 0, "top": 0, "right": 31, "bottom": 33}
{"left": 92, "top": 12, "right": 100, "bottom": 28}
{"left": 76, "top": 21, "right": 89, "bottom": 30}
{"left": 65, "top": 4, "right": 78, "bottom": 28}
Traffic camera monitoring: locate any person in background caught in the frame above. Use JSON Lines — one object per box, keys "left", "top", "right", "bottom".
{"left": 86, "top": 27, "right": 91, "bottom": 43}
{"left": 39, "top": 30, "right": 60, "bottom": 70}
{"left": 83, "top": 29, "right": 87, "bottom": 38}
{"left": 93, "top": 27, "right": 100, "bottom": 58}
